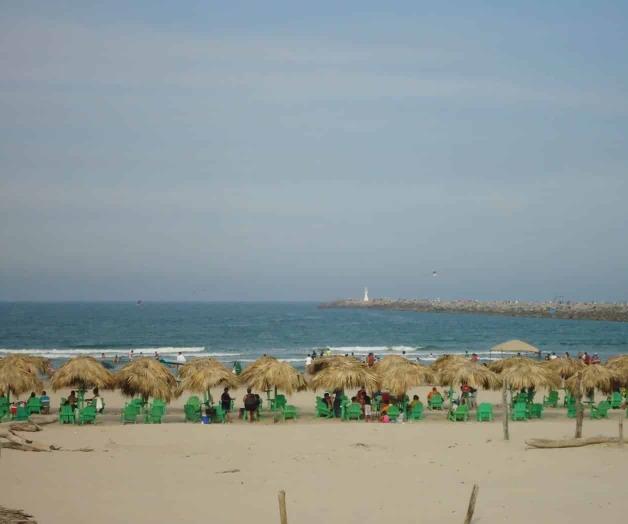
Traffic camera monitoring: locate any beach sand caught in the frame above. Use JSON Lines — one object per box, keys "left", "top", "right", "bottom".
{"left": 1, "top": 387, "right": 626, "bottom": 523}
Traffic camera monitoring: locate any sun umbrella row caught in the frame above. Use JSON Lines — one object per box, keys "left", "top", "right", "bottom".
{"left": 2, "top": 354, "right": 628, "bottom": 405}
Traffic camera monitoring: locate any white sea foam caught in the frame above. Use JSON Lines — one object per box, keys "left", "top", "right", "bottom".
{"left": 327, "top": 346, "right": 420, "bottom": 354}
{"left": 0, "top": 347, "right": 207, "bottom": 359}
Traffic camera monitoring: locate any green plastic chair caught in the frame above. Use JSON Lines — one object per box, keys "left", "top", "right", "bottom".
{"left": 567, "top": 403, "right": 577, "bottom": 418}
{"left": 130, "top": 398, "right": 145, "bottom": 414}
{"left": 26, "top": 397, "right": 42, "bottom": 414}
{"left": 428, "top": 394, "right": 444, "bottom": 410}
{"left": 184, "top": 403, "right": 201, "bottom": 423}
{"left": 512, "top": 402, "right": 528, "bottom": 421}
{"left": 448, "top": 404, "right": 469, "bottom": 422}
{"left": 213, "top": 404, "right": 227, "bottom": 423}
{"left": 591, "top": 401, "right": 610, "bottom": 419}
{"left": 78, "top": 404, "right": 97, "bottom": 425}
{"left": 271, "top": 394, "right": 287, "bottom": 412}
{"left": 282, "top": 404, "right": 298, "bottom": 421}
{"left": 529, "top": 403, "right": 543, "bottom": 419}
{"left": 408, "top": 403, "right": 424, "bottom": 421}
{"left": 13, "top": 404, "right": 30, "bottom": 421}
{"left": 0, "top": 397, "right": 9, "bottom": 421}
{"left": 476, "top": 403, "right": 493, "bottom": 422}
{"left": 121, "top": 404, "right": 139, "bottom": 424}
{"left": 387, "top": 405, "right": 401, "bottom": 420}
{"left": 345, "top": 403, "right": 362, "bottom": 421}
{"left": 315, "top": 400, "right": 333, "bottom": 418}
{"left": 145, "top": 403, "right": 165, "bottom": 423}
{"left": 543, "top": 390, "right": 559, "bottom": 408}
{"left": 609, "top": 392, "right": 622, "bottom": 409}
{"left": 59, "top": 404, "right": 75, "bottom": 424}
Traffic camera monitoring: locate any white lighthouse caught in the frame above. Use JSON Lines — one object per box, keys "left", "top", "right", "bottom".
{"left": 363, "top": 287, "right": 369, "bottom": 302}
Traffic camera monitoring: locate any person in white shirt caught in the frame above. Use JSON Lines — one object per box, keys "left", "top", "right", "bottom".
{"left": 305, "top": 355, "right": 312, "bottom": 367}
{"left": 176, "top": 352, "right": 186, "bottom": 364}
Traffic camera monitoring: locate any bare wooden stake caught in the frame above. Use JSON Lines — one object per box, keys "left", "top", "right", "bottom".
{"left": 619, "top": 412, "right": 624, "bottom": 447}
{"left": 501, "top": 382, "right": 509, "bottom": 441}
{"left": 463, "top": 484, "right": 479, "bottom": 524}
{"left": 278, "top": 490, "right": 288, "bottom": 524}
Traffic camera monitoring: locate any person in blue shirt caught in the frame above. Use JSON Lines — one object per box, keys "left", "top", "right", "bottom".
{"left": 40, "top": 390, "right": 50, "bottom": 414}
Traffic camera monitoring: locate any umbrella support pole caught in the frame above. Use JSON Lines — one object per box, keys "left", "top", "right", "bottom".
{"left": 502, "top": 382, "right": 509, "bottom": 441}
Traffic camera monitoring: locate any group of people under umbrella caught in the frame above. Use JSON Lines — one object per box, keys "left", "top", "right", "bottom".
{"left": 1, "top": 346, "right": 628, "bottom": 439}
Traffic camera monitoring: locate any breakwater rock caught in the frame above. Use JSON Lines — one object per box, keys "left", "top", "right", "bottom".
{"left": 319, "top": 298, "right": 628, "bottom": 322}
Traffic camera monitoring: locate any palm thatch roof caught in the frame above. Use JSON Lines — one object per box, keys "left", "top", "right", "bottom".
{"left": 489, "top": 357, "right": 537, "bottom": 373}
{"left": 50, "top": 356, "right": 115, "bottom": 391}
{"left": 309, "top": 356, "right": 378, "bottom": 391}
{"left": 437, "top": 361, "right": 502, "bottom": 390}
{"left": 491, "top": 339, "right": 540, "bottom": 354}
{"left": 309, "top": 355, "right": 362, "bottom": 374}
{"left": 0, "top": 358, "right": 43, "bottom": 397}
{"left": 499, "top": 360, "right": 561, "bottom": 390}
{"left": 565, "top": 364, "right": 618, "bottom": 395}
{"left": 375, "top": 358, "right": 434, "bottom": 395}
{"left": 0, "top": 355, "right": 50, "bottom": 376}
{"left": 115, "top": 357, "right": 177, "bottom": 401}
{"left": 239, "top": 356, "right": 305, "bottom": 395}
{"left": 542, "top": 357, "right": 585, "bottom": 379}
{"left": 177, "top": 358, "right": 240, "bottom": 394}
{"left": 431, "top": 354, "right": 467, "bottom": 373}
{"left": 606, "top": 355, "right": 628, "bottom": 385}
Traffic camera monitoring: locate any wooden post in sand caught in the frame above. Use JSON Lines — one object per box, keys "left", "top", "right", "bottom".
{"left": 278, "top": 490, "right": 288, "bottom": 524}
{"left": 619, "top": 412, "right": 624, "bottom": 447}
{"left": 502, "top": 382, "right": 509, "bottom": 441}
{"left": 463, "top": 484, "right": 479, "bottom": 524}
{"left": 574, "top": 375, "right": 584, "bottom": 439}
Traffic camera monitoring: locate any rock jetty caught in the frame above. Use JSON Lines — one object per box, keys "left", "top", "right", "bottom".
{"left": 319, "top": 298, "right": 628, "bottom": 322}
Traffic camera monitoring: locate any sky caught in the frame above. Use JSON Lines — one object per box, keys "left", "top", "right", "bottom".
{"left": 1, "top": 1, "right": 627, "bottom": 302}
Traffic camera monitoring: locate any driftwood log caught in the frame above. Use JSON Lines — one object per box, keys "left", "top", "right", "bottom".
{"left": 526, "top": 436, "right": 620, "bottom": 449}
{"left": 0, "top": 505, "right": 37, "bottom": 523}
{"left": 0, "top": 423, "right": 93, "bottom": 453}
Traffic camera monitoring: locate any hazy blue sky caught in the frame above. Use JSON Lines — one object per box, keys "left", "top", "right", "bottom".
{"left": 1, "top": 1, "right": 627, "bottom": 301}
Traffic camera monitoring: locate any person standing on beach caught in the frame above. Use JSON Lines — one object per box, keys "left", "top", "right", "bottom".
{"left": 221, "top": 387, "right": 233, "bottom": 422}
{"left": 177, "top": 352, "right": 186, "bottom": 364}
{"left": 243, "top": 388, "right": 258, "bottom": 422}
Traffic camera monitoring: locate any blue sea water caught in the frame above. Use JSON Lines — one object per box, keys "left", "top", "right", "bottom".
{"left": 1, "top": 302, "right": 627, "bottom": 366}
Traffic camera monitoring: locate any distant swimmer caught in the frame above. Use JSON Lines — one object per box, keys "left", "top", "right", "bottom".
{"left": 432, "top": 271, "right": 438, "bottom": 277}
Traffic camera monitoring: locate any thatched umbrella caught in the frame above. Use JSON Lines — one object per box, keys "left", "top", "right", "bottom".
{"left": 375, "top": 356, "right": 433, "bottom": 396}
{"left": 240, "top": 356, "right": 305, "bottom": 398}
{"left": 51, "top": 356, "right": 115, "bottom": 404}
{"left": 499, "top": 360, "right": 561, "bottom": 391}
{"left": 490, "top": 358, "right": 559, "bottom": 440}
{"left": 491, "top": 339, "right": 540, "bottom": 355}
{"left": 437, "top": 361, "right": 501, "bottom": 390}
{"left": 115, "top": 358, "right": 177, "bottom": 402}
{"left": 0, "top": 358, "right": 43, "bottom": 400}
{"left": 309, "top": 355, "right": 362, "bottom": 374}
{"left": 309, "top": 358, "right": 379, "bottom": 393}
{"left": 489, "top": 357, "right": 537, "bottom": 373}
{"left": 565, "top": 364, "right": 619, "bottom": 439}
{"left": 0, "top": 355, "right": 50, "bottom": 376}
{"left": 177, "top": 358, "right": 240, "bottom": 402}
{"left": 542, "top": 357, "right": 585, "bottom": 379}
{"left": 605, "top": 355, "right": 628, "bottom": 386}
{"left": 431, "top": 354, "right": 467, "bottom": 373}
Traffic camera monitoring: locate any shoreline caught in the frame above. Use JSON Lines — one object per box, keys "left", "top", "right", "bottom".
{"left": 320, "top": 298, "right": 628, "bottom": 322}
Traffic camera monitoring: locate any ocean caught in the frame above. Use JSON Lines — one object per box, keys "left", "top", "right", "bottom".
{"left": 1, "top": 302, "right": 627, "bottom": 367}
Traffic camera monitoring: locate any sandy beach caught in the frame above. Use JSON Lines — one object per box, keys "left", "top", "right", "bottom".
{"left": 2, "top": 387, "right": 627, "bottom": 524}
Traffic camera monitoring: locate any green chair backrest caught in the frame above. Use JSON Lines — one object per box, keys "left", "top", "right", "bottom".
{"left": 411, "top": 403, "right": 424, "bottom": 414}
{"left": 0, "top": 396, "right": 10, "bottom": 408}
{"left": 387, "top": 405, "right": 400, "bottom": 418}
